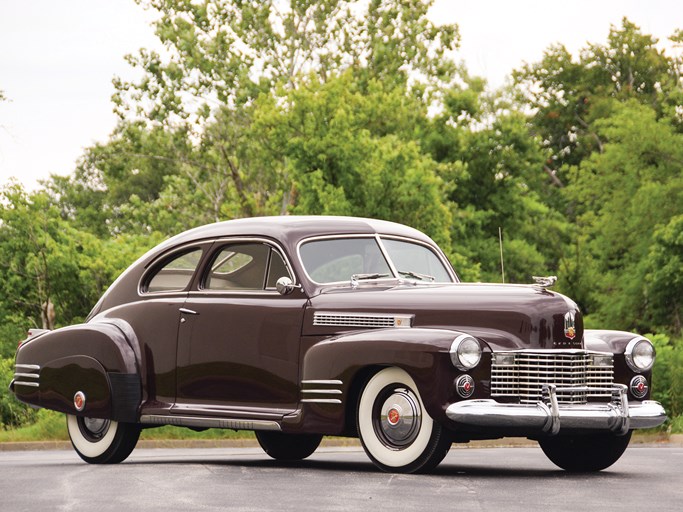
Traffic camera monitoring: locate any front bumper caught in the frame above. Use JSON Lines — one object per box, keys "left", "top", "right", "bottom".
{"left": 446, "top": 384, "right": 667, "bottom": 436}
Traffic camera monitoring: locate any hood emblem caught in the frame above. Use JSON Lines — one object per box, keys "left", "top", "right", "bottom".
{"left": 564, "top": 312, "right": 576, "bottom": 340}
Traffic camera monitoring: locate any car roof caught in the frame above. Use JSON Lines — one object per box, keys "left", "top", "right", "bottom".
{"left": 156, "top": 216, "right": 435, "bottom": 251}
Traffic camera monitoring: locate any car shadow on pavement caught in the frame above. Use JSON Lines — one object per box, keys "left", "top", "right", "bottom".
{"left": 122, "top": 456, "right": 626, "bottom": 479}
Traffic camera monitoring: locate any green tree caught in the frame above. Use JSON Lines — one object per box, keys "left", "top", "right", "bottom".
{"left": 646, "top": 216, "right": 683, "bottom": 336}
{"left": 563, "top": 102, "right": 683, "bottom": 332}
{"left": 249, "top": 72, "right": 454, "bottom": 247}
{"left": 0, "top": 182, "right": 158, "bottom": 344}
{"left": 514, "top": 18, "right": 680, "bottom": 185}
{"left": 91, "top": 0, "right": 462, "bottom": 227}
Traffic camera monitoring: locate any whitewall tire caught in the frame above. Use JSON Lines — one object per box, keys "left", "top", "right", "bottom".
{"left": 357, "top": 367, "right": 451, "bottom": 473}
{"left": 66, "top": 414, "right": 140, "bottom": 464}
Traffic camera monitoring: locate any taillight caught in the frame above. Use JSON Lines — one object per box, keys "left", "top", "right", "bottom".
{"left": 19, "top": 328, "right": 50, "bottom": 347}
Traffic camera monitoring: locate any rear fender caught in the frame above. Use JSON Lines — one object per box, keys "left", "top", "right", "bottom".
{"left": 12, "top": 321, "right": 141, "bottom": 422}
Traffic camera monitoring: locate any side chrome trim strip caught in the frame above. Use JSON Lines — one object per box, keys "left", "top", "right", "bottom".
{"left": 140, "top": 414, "right": 281, "bottom": 431}
{"left": 13, "top": 373, "right": 40, "bottom": 379}
{"left": 15, "top": 364, "right": 41, "bottom": 370}
{"left": 13, "top": 381, "right": 39, "bottom": 388}
{"left": 301, "top": 380, "right": 343, "bottom": 385}
{"left": 300, "top": 399, "right": 343, "bottom": 404}
{"left": 301, "top": 389, "right": 342, "bottom": 395}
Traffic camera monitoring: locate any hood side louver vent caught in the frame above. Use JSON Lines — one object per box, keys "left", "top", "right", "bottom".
{"left": 313, "top": 312, "right": 412, "bottom": 329}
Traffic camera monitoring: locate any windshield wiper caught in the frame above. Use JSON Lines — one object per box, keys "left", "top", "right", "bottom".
{"left": 352, "top": 273, "right": 391, "bottom": 281}
{"left": 350, "top": 273, "right": 391, "bottom": 288}
{"left": 398, "top": 270, "right": 435, "bottom": 282}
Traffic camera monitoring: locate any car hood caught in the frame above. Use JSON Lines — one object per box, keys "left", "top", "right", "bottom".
{"left": 303, "top": 282, "right": 583, "bottom": 351}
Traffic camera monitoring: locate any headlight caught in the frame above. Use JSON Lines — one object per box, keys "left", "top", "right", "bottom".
{"left": 450, "top": 334, "right": 482, "bottom": 370}
{"left": 625, "top": 336, "right": 655, "bottom": 372}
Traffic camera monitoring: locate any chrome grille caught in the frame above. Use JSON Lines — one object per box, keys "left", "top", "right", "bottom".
{"left": 313, "top": 312, "right": 411, "bottom": 328}
{"left": 491, "top": 351, "right": 614, "bottom": 404}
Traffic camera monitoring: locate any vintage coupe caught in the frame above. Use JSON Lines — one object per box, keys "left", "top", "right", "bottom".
{"left": 11, "top": 216, "right": 666, "bottom": 472}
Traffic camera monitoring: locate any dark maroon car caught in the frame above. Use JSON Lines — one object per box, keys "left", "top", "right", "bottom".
{"left": 10, "top": 216, "right": 666, "bottom": 472}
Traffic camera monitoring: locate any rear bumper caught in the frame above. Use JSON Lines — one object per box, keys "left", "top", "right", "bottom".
{"left": 446, "top": 384, "right": 667, "bottom": 435}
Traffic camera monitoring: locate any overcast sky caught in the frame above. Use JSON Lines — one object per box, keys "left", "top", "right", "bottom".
{"left": 1, "top": 0, "right": 681, "bottom": 191}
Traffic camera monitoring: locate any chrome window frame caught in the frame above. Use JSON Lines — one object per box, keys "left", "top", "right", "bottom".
{"left": 194, "top": 237, "right": 298, "bottom": 297}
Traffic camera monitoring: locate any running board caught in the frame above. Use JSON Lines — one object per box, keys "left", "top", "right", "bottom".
{"left": 140, "top": 414, "right": 281, "bottom": 431}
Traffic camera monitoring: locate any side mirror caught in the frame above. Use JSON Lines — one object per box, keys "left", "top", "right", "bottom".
{"left": 276, "top": 276, "right": 301, "bottom": 295}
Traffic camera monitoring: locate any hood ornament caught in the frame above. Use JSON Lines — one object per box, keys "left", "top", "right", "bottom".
{"left": 532, "top": 275, "right": 557, "bottom": 290}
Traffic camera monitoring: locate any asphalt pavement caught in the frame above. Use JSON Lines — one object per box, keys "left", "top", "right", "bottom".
{"left": 1, "top": 444, "right": 682, "bottom": 512}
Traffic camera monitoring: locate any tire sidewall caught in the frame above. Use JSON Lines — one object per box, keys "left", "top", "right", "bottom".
{"left": 67, "top": 414, "right": 119, "bottom": 461}
{"left": 357, "top": 367, "right": 434, "bottom": 469}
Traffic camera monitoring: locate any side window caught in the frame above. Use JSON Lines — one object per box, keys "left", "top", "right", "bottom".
{"left": 146, "top": 249, "right": 203, "bottom": 293}
{"left": 205, "top": 243, "right": 270, "bottom": 290}
{"left": 265, "top": 249, "right": 292, "bottom": 289}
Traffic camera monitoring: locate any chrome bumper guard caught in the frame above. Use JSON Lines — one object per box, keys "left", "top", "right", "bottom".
{"left": 446, "top": 384, "right": 667, "bottom": 436}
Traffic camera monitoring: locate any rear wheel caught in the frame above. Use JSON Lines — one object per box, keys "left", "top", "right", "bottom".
{"left": 66, "top": 414, "right": 140, "bottom": 464}
{"left": 357, "top": 367, "right": 451, "bottom": 473}
{"left": 538, "top": 431, "right": 632, "bottom": 472}
{"left": 256, "top": 431, "right": 322, "bottom": 461}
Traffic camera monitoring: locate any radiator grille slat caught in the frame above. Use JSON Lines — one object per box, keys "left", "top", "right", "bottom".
{"left": 491, "top": 351, "right": 614, "bottom": 404}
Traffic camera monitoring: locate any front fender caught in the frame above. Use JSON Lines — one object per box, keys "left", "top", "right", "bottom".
{"left": 584, "top": 329, "right": 640, "bottom": 354}
{"left": 584, "top": 329, "right": 653, "bottom": 399}
{"left": 294, "top": 328, "right": 492, "bottom": 434}
{"left": 12, "top": 321, "right": 141, "bottom": 422}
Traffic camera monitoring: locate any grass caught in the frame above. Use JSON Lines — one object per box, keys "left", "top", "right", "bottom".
{"left": 2, "top": 409, "right": 681, "bottom": 443}
{"left": 0, "top": 410, "right": 67, "bottom": 442}
{"left": 0, "top": 409, "right": 255, "bottom": 443}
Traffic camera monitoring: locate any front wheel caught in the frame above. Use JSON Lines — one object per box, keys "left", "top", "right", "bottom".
{"left": 357, "top": 367, "right": 451, "bottom": 473}
{"left": 255, "top": 431, "right": 322, "bottom": 461}
{"left": 66, "top": 414, "right": 140, "bottom": 464}
{"left": 538, "top": 431, "right": 632, "bottom": 472}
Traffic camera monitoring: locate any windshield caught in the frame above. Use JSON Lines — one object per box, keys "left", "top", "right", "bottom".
{"left": 299, "top": 236, "right": 454, "bottom": 284}
{"left": 381, "top": 238, "right": 453, "bottom": 283}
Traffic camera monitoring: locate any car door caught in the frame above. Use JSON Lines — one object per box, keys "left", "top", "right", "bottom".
{"left": 111, "top": 243, "right": 210, "bottom": 414}
{"left": 174, "top": 239, "right": 307, "bottom": 417}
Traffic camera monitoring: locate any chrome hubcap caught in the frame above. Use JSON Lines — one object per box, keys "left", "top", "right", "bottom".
{"left": 377, "top": 388, "right": 421, "bottom": 448}
{"left": 79, "top": 417, "right": 110, "bottom": 441}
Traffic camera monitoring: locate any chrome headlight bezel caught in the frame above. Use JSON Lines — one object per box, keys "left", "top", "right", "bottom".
{"left": 625, "top": 336, "right": 655, "bottom": 372}
{"left": 450, "top": 334, "right": 482, "bottom": 371}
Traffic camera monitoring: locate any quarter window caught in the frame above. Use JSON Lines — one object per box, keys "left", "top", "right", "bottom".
{"left": 146, "top": 248, "right": 203, "bottom": 293}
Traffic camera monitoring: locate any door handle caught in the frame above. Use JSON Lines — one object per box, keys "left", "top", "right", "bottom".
{"left": 179, "top": 308, "right": 199, "bottom": 315}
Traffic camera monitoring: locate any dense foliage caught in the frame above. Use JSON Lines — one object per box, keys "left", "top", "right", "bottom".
{"left": 1, "top": 2, "right": 681, "bottom": 429}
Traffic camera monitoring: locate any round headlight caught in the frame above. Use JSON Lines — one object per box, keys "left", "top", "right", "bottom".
{"left": 450, "top": 334, "right": 482, "bottom": 370}
{"left": 625, "top": 337, "right": 655, "bottom": 372}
